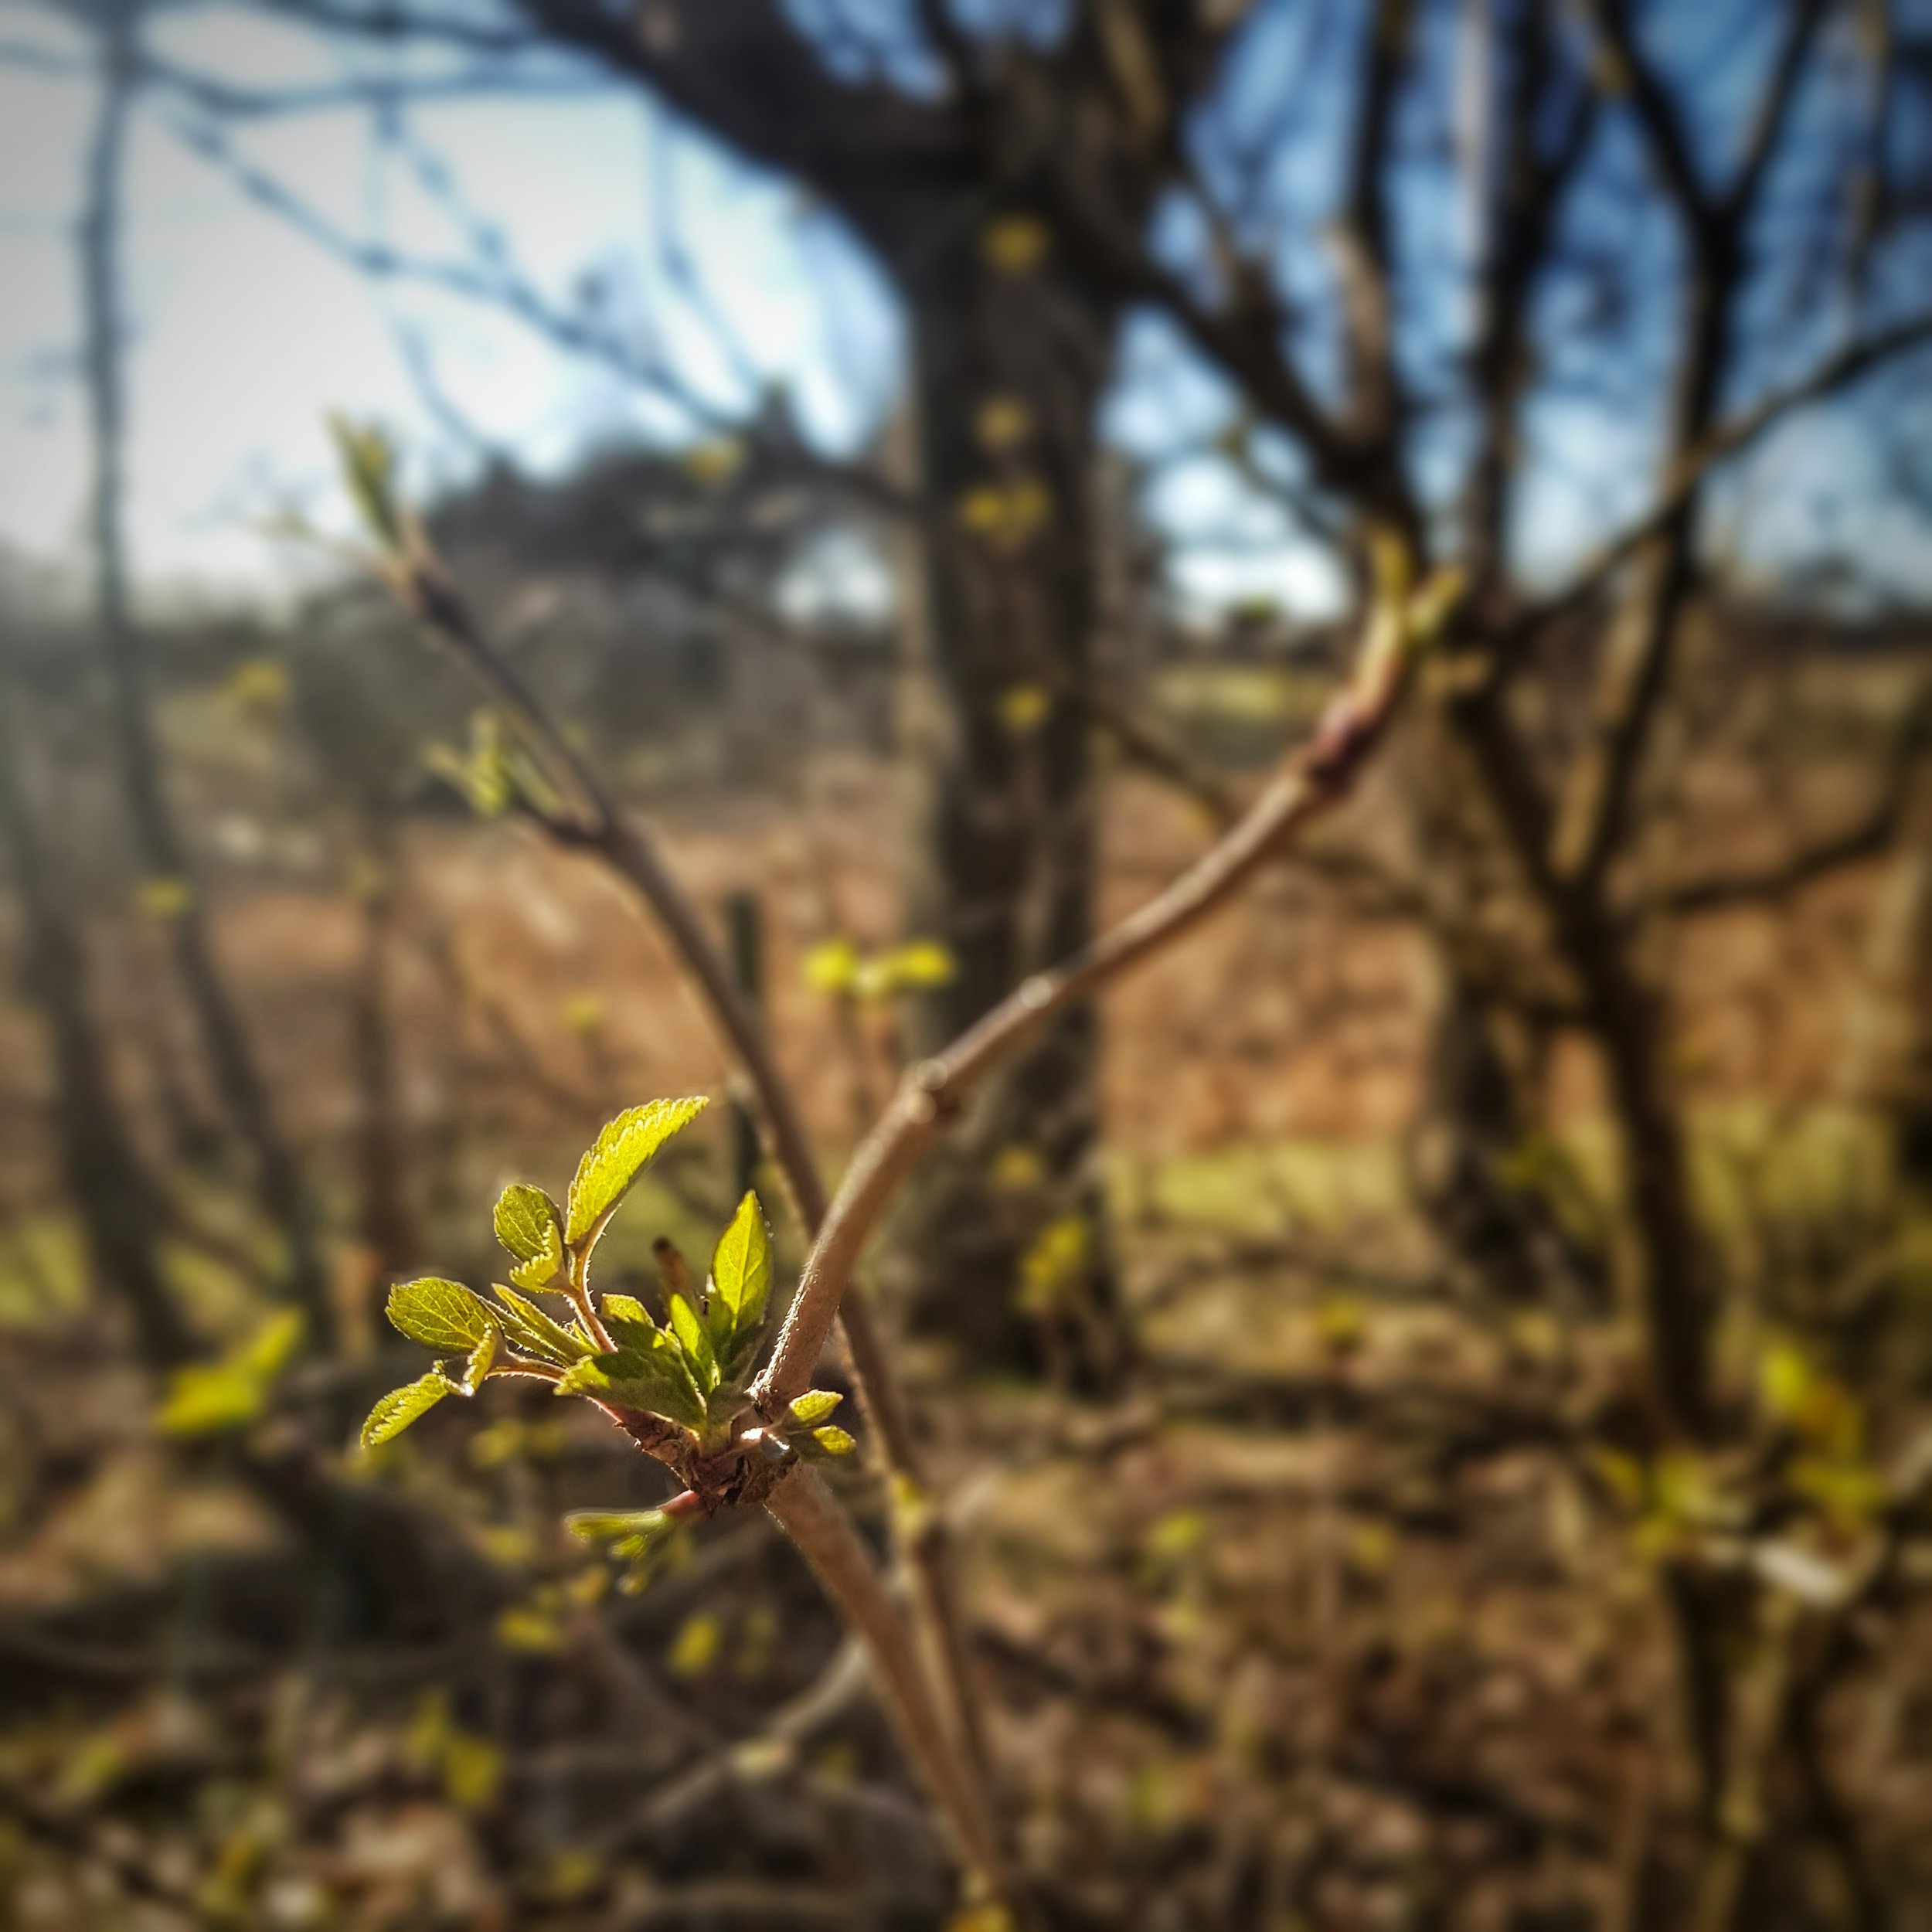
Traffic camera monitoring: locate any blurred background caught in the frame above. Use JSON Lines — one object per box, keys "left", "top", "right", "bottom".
{"left": 2, "top": 1, "right": 1932, "bottom": 1927}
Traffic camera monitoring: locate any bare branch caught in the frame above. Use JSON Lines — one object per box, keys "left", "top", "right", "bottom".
{"left": 1516, "top": 306, "right": 1932, "bottom": 641}
{"left": 765, "top": 1468, "right": 1010, "bottom": 1893}
{"left": 1658, "top": 682, "right": 1932, "bottom": 917}
{"left": 753, "top": 549, "right": 1467, "bottom": 1413}
{"left": 1580, "top": 0, "right": 1713, "bottom": 232}
{"left": 1332, "top": 0, "right": 1413, "bottom": 438}
{"left": 1724, "top": 0, "right": 1832, "bottom": 226}
{"left": 360, "top": 530, "right": 1002, "bottom": 1884}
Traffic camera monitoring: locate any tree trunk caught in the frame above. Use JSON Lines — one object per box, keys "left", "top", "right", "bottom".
{"left": 0, "top": 644, "right": 194, "bottom": 1368}
{"left": 352, "top": 835, "right": 416, "bottom": 1276}
{"left": 885, "top": 232, "right": 1122, "bottom": 1383}
{"left": 79, "top": 0, "right": 331, "bottom": 1347}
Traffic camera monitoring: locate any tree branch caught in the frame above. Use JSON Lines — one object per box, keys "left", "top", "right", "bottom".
{"left": 1657, "top": 682, "right": 1932, "bottom": 917}
{"left": 357, "top": 529, "right": 1002, "bottom": 1889}
{"left": 1514, "top": 306, "right": 1932, "bottom": 643}
{"left": 765, "top": 1468, "right": 1010, "bottom": 1894}
{"left": 753, "top": 549, "right": 1466, "bottom": 1413}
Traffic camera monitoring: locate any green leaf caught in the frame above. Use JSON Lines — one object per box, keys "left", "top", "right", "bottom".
{"left": 668, "top": 1292, "right": 719, "bottom": 1393}
{"left": 491, "top": 1284, "right": 591, "bottom": 1366}
{"left": 564, "top": 1097, "right": 709, "bottom": 1248}
{"left": 601, "top": 1293, "right": 655, "bottom": 1328}
{"left": 156, "top": 1364, "right": 266, "bottom": 1438}
{"left": 565, "top": 1506, "right": 685, "bottom": 1588}
{"left": 787, "top": 1389, "right": 842, "bottom": 1428}
{"left": 566, "top": 1508, "right": 675, "bottom": 1558}
{"left": 463, "top": 1326, "right": 498, "bottom": 1393}
{"left": 237, "top": 1307, "right": 306, "bottom": 1380}
{"left": 494, "top": 1182, "right": 564, "bottom": 1289}
{"left": 794, "top": 1424, "right": 857, "bottom": 1462}
{"left": 155, "top": 1309, "right": 307, "bottom": 1438}
{"left": 328, "top": 414, "right": 405, "bottom": 554}
{"left": 556, "top": 1328, "right": 706, "bottom": 1430}
{"left": 387, "top": 1277, "right": 500, "bottom": 1353}
{"left": 509, "top": 1249, "right": 561, "bottom": 1294}
{"left": 705, "top": 1189, "right": 772, "bottom": 1377}
{"left": 361, "top": 1369, "right": 458, "bottom": 1449}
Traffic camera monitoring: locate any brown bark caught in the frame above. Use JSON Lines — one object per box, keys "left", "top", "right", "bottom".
{"left": 887, "top": 233, "right": 1121, "bottom": 1379}
{"left": 80, "top": 0, "right": 332, "bottom": 1345}
{"left": 0, "top": 644, "right": 194, "bottom": 1368}
{"left": 351, "top": 834, "right": 416, "bottom": 1273}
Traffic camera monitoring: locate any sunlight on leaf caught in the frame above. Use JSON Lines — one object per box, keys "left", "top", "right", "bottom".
{"left": 982, "top": 214, "right": 1049, "bottom": 274}
{"left": 386, "top": 1277, "right": 500, "bottom": 1353}
{"left": 787, "top": 1389, "right": 842, "bottom": 1427}
{"left": 802, "top": 937, "right": 861, "bottom": 995}
{"left": 494, "top": 1182, "right": 565, "bottom": 1290}
{"left": 667, "top": 1611, "right": 722, "bottom": 1679}
{"left": 705, "top": 1189, "right": 772, "bottom": 1378}
{"left": 360, "top": 1368, "right": 459, "bottom": 1450}
{"left": 565, "top": 1097, "right": 710, "bottom": 1247}
{"left": 998, "top": 682, "right": 1053, "bottom": 734}
{"left": 135, "top": 876, "right": 193, "bottom": 920}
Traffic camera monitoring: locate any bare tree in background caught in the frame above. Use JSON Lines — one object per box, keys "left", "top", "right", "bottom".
{"left": 0, "top": 638, "right": 193, "bottom": 1366}
{"left": 74, "top": 0, "right": 332, "bottom": 1345}
{"left": 7, "top": 0, "right": 1932, "bottom": 1920}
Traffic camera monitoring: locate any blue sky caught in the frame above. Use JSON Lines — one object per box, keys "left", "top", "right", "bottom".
{"left": 2, "top": 0, "right": 1929, "bottom": 621}
{"left": 0, "top": 2, "right": 907, "bottom": 606}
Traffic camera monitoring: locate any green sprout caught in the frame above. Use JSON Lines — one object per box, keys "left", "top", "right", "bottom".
{"left": 359, "top": 1097, "right": 853, "bottom": 1580}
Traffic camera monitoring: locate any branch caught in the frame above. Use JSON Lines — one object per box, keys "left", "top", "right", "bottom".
{"left": 765, "top": 1469, "right": 1010, "bottom": 1892}
{"left": 1019, "top": 111, "right": 1380, "bottom": 512}
{"left": 913, "top": 0, "right": 975, "bottom": 94}
{"left": 1580, "top": 0, "right": 1712, "bottom": 232}
{"left": 1657, "top": 682, "right": 1932, "bottom": 917}
{"left": 139, "top": 49, "right": 603, "bottom": 117}
{"left": 1464, "top": 4, "right": 1599, "bottom": 587}
{"left": 163, "top": 103, "right": 947, "bottom": 543}
{"left": 753, "top": 548, "right": 1466, "bottom": 1412}
{"left": 255, "top": 0, "right": 539, "bottom": 54}
{"left": 1332, "top": 0, "right": 1412, "bottom": 438}
{"left": 1724, "top": 0, "right": 1832, "bottom": 227}
{"left": 509, "top": 0, "right": 972, "bottom": 239}
{"left": 1549, "top": 1, "right": 1831, "bottom": 890}
{"left": 1515, "top": 307, "right": 1932, "bottom": 641}
{"left": 353, "top": 524, "right": 1002, "bottom": 1886}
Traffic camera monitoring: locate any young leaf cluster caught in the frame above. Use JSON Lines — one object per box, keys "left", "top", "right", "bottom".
{"left": 554, "top": 1188, "right": 778, "bottom": 1450}
{"left": 425, "top": 710, "right": 562, "bottom": 823}
{"left": 355, "top": 1097, "right": 856, "bottom": 1492}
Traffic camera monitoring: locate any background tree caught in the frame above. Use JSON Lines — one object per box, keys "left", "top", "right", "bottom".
{"left": 2, "top": 0, "right": 1931, "bottom": 1924}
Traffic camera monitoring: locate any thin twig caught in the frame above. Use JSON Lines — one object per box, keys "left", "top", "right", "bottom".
{"left": 367, "top": 537, "right": 1001, "bottom": 1886}
{"left": 1512, "top": 308, "right": 1932, "bottom": 646}
{"left": 765, "top": 1468, "right": 1009, "bottom": 1889}
{"left": 754, "top": 548, "right": 1465, "bottom": 1413}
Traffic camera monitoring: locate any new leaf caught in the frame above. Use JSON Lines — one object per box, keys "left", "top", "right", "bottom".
{"left": 494, "top": 1182, "right": 565, "bottom": 1290}
{"left": 565, "top": 1097, "right": 709, "bottom": 1249}
{"left": 387, "top": 1278, "right": 500, "bottom": 1353}
{"left": 787, "top": 1389, "right": 842, "bottom": 1428}
{"left": 705, "top": 1189, "right": 772, "bottom": 1379}
{"left": 557, "top": 1329, "right": 706, "bottom": 1430}
{"left": 362, "top": 1369, "right": 459, "bottom": 1449}
{"left": 463, "top": 1326, "right": 498, "bottom": 1393}
{"left": 492, "top": 1284, "right": 592, "bottom": 1366}
{"left": 668, "top": 1292, "right": 719, "bottom": 1394}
